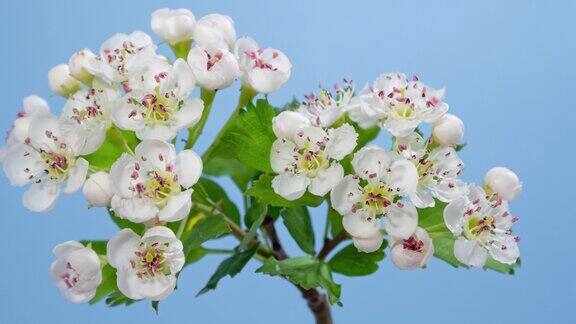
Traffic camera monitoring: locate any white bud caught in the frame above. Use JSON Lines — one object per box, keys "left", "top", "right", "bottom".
{"left": 68, "top": 49, "right": 97, "bottom": 85}
{"left": 484, "top": 167, "right": 522, "bottom": 201}
{"left": 82, "top": 172, "right": 113, "bottom": 207}
{"left": 194, "top": 14, "right": 236, "bottom": 48}
{"left": 151, "top": 8, "right": 196, "bottom": 44}
{"left": 48, "top": 64, "right": 81, "bottom": 97}
{"left": 432, "top": 113, "right": 464, "bottom": 146}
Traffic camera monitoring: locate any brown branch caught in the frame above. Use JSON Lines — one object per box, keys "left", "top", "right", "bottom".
{"left": 317, "top": 230, "right": 348, "bottom": 260}
{"left": 261, "top": 216, "right": 333, "bottom": 324}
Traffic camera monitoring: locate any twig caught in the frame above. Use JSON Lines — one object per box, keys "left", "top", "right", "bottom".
{"left": 317, "top": 231, "right": 348, "bottom": 260}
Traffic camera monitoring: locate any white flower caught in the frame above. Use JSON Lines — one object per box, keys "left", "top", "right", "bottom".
{"left": 68, "top": 49, "right": 98, "bottom": 85}
{"left": 270, "top": 111, "right": 357, "bottom": 200}
{"left": 234, "top": 37, "right": 291, "bottom": 94}
{"left": 48, "top": 64, "right": 81, "bottom": 97}
{"left": 2, "top": 113, "right": 88, "bottom": 212}
{"left": 352, "top": 232, "right": 384, "bottom": 253}
{"left": 390, "top": 227, "right": 434, "bottom": 270}
{"left": 484, "top": 167, "right": 522, "bottom": 201}
{"left": 151, "top": 8, "right": 196, "bottom": 44}
{"left": 109, "top": 140, "right": 202, "bottom": 223}
{"left": 395, "top": 132, "right": 466, "bottom": 208}
{"left": 187, "top": 42, "right": 240, "bottom": 90}
{"left": 82, "top": 172, "right": 113, "bottom": 207}
{"left": 348, "top": 73, "right": 448, "bottom": 136}
{"left": 113, "top": 56, "right": 202, "bottom": 141}
{"left": 330, "top": 146, "right": 419, "bottom": 239}
{"left": 4, "top": 95, "right": 51, "bottom": 145}
{"left": 50, "top": 241, "right": 102, "bottom": 303}
{"left": 432, "top": 113, "right": 464, "bottom": 146}
{"left": 60, "top": 79, "right": 119, "bottom": 154}
{"left": 107, "top": 226, "right": 185, "bottom": 301}
{"left": 193, "top": 14, "right": 236, "bottom": 48}
{"left": 92, "top": 31, "right": 157, "bottom": 83}
{"left": 443, "top": 185, "right": 520, "bottom": 267}
{"left": 295, "top": 80, "right": 355, "bottom": 127}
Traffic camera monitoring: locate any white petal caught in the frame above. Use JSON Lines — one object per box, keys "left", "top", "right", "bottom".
{"left": 135, "top": 139, "right": 176, "bottom": 170}
{"left": 484, "top": 167, "right": 522, "bottom": 201}
{"left": 28, "top": 113, "right": 62, "bottom": 152}
{"left": 174, "top": 98, "right": 203, "bottom": 129}
{"left": 342, "top": 212, "right": 380, "bottom": 239}
{"left": 116, "top": 269, "right": 145, "bottom": 300}
{"left": 488, "top": 236, "right": 520, "bottom": 265}
{"left": 175, "top": 150, "right": 203, "bottom": 188}
{"left": 158, "top": 190, "right": 192, "bottom": 222}
{"left": 53, "top": 241, "right": 84, "bottom": 258}
{"left": 111, "top": 98, "right": 143, "bottom": 131}
{"left": 109, "top": 153, "right": 138, "bottom": 198}
{"left": 353, "top": 232, "right": 383, "bottom": 253}
{"left": 23, "top": 182, "right": 61, "bottom": 212}
{"left": 384, "top": 201, "right": 418, "bottom": 239}
{"left": 173, "top": 59, "right": 196, "bottom": 96}
{"left": 270, "top": 139, "right": 297, "bottom": 174}
{"left": 63, "top": 158, "right": 88, "bottom": 194}
{"left": 388, "top": 158, "right": 419, "bottom": 195}
{"left": 136, "top": 125, "right": 178, "bottom": 142}
{"left": 106, "top": 228, "right": 140, "bottom": 269}
{"left": 2, "top": 144, "right": 43, "bottom": 187}
{"left": 82, "top": 171, "right": 114, "bottom": 207}
{"left": 454, "top": 237, "right": 488, "bottom": 267}
{"left": 271, "top": 173, "right": 310, "bottom": 201}
{"left": 110, "top": 196, "right": 160, "bottom": 223}
{"left": 351, "top": 146, "right": 392, "bottom": 181}
{"left": 443, "top": 195, "right": 468, "bottom": 235}
{"left": 330, "top": 175, "right": 362, "bottom": 215}
{"left": 23, "top": 95, "right": 50, "bottom": 114}
{"left": 308, "top": 163, "right": 343, "bottom": 197}
{"left": 142, "top": 225, "right": 178, "bottom": 241}
{"left": 325, "top": 123, "right": 358, "bottom": 160}
{"left": 272, "top": 111, "right": 311, "bottom": 139}
{"left": 137, "top": 274, "right": 177, "bottom": 301}
{"left": 410, "top": 187, "right": 436, "bottom": 208}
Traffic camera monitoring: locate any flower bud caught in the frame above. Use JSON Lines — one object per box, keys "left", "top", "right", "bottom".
{"left": 432, "top": 113, "right": 464, "bottom": 146}
{"left": 151, "top": 8, "right": 196, "bottom": 44}
{"left": 68, "top": 49, "right": 97, "bottom": 85}
{"left": 390, "top": 227, "right": 434, "bottom": 270}
{"left": 48, "top": 64, "right": 81, "bottom": 97}
{"left": 484, "top": 167, "right": 522, "bottom": 201}
{"left": 194, "top": 14, "right": 236, "bottom": 48}
{"left": 82, "top": 172, "right": 113, "bottom": 207}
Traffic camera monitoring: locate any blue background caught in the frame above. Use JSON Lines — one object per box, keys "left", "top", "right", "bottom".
{"left": 0, "top": 0, "right": 573, "bottom": 323}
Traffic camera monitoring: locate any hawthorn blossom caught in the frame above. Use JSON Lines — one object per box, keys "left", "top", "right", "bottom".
{"left": 390, "top": 227, "right": 434, "bottom": 270}
{"left": 51, "top": 241, "right": 102, "bottom": 303}
{"left": 2, "top": 113, "right": 88, "bottom": 212}
{"left": 109, "top": 140, "right": 202, "bottom": 223}
{"left": 234, "top": 37, "right": 291, "bottom": 94}
{"left": 48, "top": 64, "right": 81, "bottom": 97}
{"left": 91, "top": 31, "right": 157, "bottom": 84}
{"left": 151, "top": 8, "right": 196, "bottom": 45}
{"left": 68, "top": 49, "right": 98, "bottom": 85}
{"left": 270, "top": 111, "right": 357, "bottom": 200}
{"left": 352, "top": 231, "right": 384, "bottom": 253}
{"left": 432, "top": 113, "right": 464, "bottom": 146}
{"left": 187, "top": 42, "right": 240, "bottom": 90}
{"left": 107, "top": 226, "right": 185, "bottom": 301}
{"left": 112, "top": 56, "right": 202, "bottom": 141}
{"left": 82, "top": 171, "right": 113, "bottom": 207}
{"left": 330, "top": 146, "right": 419, "bottom": 239}
{"left": 444, "top": 184, "right": 520, "bottom": 267}
{"left": 296, "top": 80, "right": 355, "bottom": 127}
{"left": 484, "top": 167, "right": 522, "bottom": 202}
{"left": 348, "top": 73, "right": 448, "bottom": 136}
{"left": 193, "top": 13, "right": 236, "bottom": 48}
{"left": 60, "top": 80, "right": 119, "bottom": 154}
{"left": 394, "top": 132, "right": 466, "bottom": 208}
{"left": 3, "top": 95, "right": 50, "bottom": 146}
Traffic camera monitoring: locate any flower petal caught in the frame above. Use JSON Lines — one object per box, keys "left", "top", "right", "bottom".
{"left": 384, "top": 201, "right": 418, "bottom": 239}
{"left": 342, "top": 212, "right": 380, "bottom": 239}
{"left": 63, "top": 158, "right": 88, "bottom": 194}
{"left": 174, "top": 98, "right": 203, "bottom": 129}
{"left": 272, "top": 111, "right": 310, "bottom": 139}
{"left": 308, "top": 163, "right": 343, "bottom": 197}
{"left": 270, "top": 139, "right": 297, "bottom": 174}
{"left": 454, "top": 237, "right": 488, "bottom": 267}
{"left": 325, "top": 123, "right": 358, "bottom": 160}
{"left": 330, "top": 175, "right": 362, "bottom": 215}
{"left": 388, "top": 158, "right": 419, "bottom": 195}
{"left": 271, "top": 173, "right": 310, "bottom": 201}
{"left": 443, "top": 195, "right": 468, "bottom": 235}
{"left": 175, "top": 149, "right": 203, "bottom": 188}
{"left": 353, "top": 232, "right": 384, "bottom": 253}
{"left": 116, "top": 269, "right": 145, "bottom": 300}
{"left": 106, "top": 228, "right": 140, "bottom": 269}
{"left": 158, "top": 189, "right": 192, "bottom": 222}
{"left": 351, "top": 146, "right": 392, "bottom": 181}
{"left": 135, "top": 139, "right": 176, "bottom": 171}
{"left": 23, "top": 182, "right": 61, "bottom": 212}
{"left": 110, "top": 196, "right": 160, "bottom": 223}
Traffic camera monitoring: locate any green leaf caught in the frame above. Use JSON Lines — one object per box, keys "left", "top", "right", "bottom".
{"left": 484, "top": 257, "right": 521, "bottom": 275}
{"left": 354, "top": 124, "right": 380, "bottom": 148}
{"left": 197, "top": 247, "right": 258, "bottom": 296}
{"left": 105, "top": 291, "right": 137, "bottom": 307}
{"left": 328, "top": 207, "right": 344, "bottom": 238}
{"left": 89, "top": 264, "right": 117, "bottom": 304}
{"left": 193, "top": 178, "right": 241, "bottom": 225}
{"left": 281, "top": 206, "right": 315, "bottom": 254}
{"left": 328, "top": 242, "right": 387, "bottom": 276}
{"left": 418, "top": 200, "right": 450, "bottom": 234}
{"left": 455, "top": 143, "right": 467, "bottom": 152}
{"left": 185, "top": 214, "right": 231, "bottom": 254}
{"left": 151, "top": 301, "right": 159, "bottom": 314}
{"left": 246, "top": 174, "right": 324, "bottom": 207}
{"left": 256, "top": 256, "right": 342, "bottom": 305}
{"left": 108, "top": 211, "right": 145, "bottom": 235}
{"left": 80, "top": 240, "right": 107, "bottom": 255}
{"left": 185, "top": 247, "right": 207, "bottom": 266}
{"left": 204, "top": 157, "right": 260, "bottom": 191}
{"left": 240, "top": 202, "right": 268, "bottom": 250}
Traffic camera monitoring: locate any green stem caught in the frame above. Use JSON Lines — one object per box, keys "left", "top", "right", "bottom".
{"left": 202, "top": 86, "right": 257, "bottom": 162}
{"left": 185, "top": 89, "right": 216, "bottom": 149}
{"left": 176, "top": 216, "right": 188, "bottom": 239}
{"left": 170, "top": 40, "right": 192, "bottom": 60}
{"left": 203, "top": 248, "right": 235, "bottom": 255}
{"left": 111, "top": 126, "right": 134, "bottom": 156}
{"left": 425, "top": 223, "right": 448, "bottom": 232}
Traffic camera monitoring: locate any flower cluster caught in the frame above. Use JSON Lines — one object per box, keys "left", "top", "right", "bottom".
{"left": 0, "top": 6, "right": 523, "bottom": 308}
{"left": 268, "top": 73, "right": 522, "bottom": 270}
{"left": 0, "top": 7, "right": 293, "bottom": 304}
